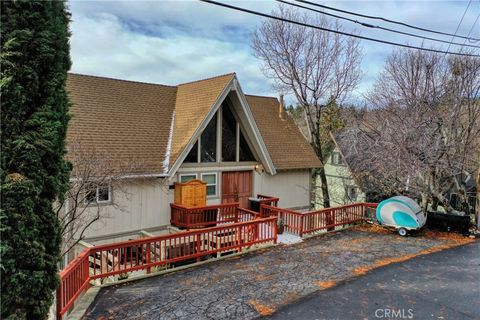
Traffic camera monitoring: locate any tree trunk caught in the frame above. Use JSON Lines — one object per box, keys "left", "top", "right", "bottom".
{"left": 313, "top": 112, "right": 331, "bottom": 209}
{"left": 318, "top": 166, "right": 331, "bottom": 208}
{"left": 421, "top": 193, "right": 429, "bottom": 213}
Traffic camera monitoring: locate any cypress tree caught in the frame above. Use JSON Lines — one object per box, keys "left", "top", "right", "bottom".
{"left": 1, "top": 1, "right": 72, "bottom": 318}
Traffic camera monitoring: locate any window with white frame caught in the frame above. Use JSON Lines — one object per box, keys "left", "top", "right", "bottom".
{"left": 179, "top": 174, "right": 197, "bottom": 183}
{"left": 332, "top": 152, "right": 344, "bottom": 165}
{"left": 85, "top": 184, "right": 111, "bottom": 204}
{"left": 201, "top": 173, "right": 217, "bottom": 197}
{"left": 346, "top": 185, "right": 357, "bottom": 201}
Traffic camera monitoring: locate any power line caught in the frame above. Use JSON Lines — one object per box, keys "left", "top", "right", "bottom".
{"left": 446, "top": 0, "right": 473, "bottom": 53}
{"left": 277, "top": 0, "right": 480, "bottom": 49}
{"left": 295, "top": 0, "right": 480, "bottom": 42}
{"left": 463, "top": 13, "right": 480, "bottom": 45}
{"left": 198, "top": 0, "right": 480, "bottom": 57}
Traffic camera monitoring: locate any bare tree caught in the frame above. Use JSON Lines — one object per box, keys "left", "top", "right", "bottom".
{"left": 252, "top": 5, "right": 363, "bottom": 208}
{"left": 341, "top": 48, "right": 480, "bottom": 216}
{"left": 54, "top": 140, "right": 152, "bottom": 257}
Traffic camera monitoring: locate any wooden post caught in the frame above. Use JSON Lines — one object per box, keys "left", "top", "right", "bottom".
{"left": 326, "top": 210, "right": 334, "bottom": 231}
{"left": 237, "top": 226, "right": 242, "bottom": 252}
{"left": 300, "top": 214, "right": 304, "bottom": 237}
{"left": 196, "top": 234, "right": 201, "bottom": 262}
{"left": 273, "top": 219, "right": 278, "bottom": 244}
{"left": 146, "top": 243, "right": 151, "bottom": 274}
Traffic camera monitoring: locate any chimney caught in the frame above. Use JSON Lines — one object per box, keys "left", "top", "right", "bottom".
{"left": 279, "top": 94, "right": 285, "bottom": 119}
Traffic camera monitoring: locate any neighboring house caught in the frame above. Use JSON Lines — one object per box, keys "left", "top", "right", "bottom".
{"left": 315, "top": 134, "right": 365, "bottom": 208}
{"left": 66, "top": 73, "right": 321, "bottom": 243}
{"left": 444, "top": 170, "right": 477, "bottom": 215}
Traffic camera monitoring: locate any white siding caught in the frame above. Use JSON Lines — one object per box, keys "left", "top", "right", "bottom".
{"left": 254, "top": 169, "right": 311, "bottom": 209}
{"left": 78, "top": 178, "right": 173, "bottom": 241}
{"left": 76, "top": 169, "right": 312, "bottom": 241}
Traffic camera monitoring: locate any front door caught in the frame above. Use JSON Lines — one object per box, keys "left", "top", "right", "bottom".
{"left": 222, "top": 171, "right": 253, "bottom": 208}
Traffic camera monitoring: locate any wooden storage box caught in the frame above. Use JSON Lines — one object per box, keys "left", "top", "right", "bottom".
{"left": 174, "top": 179, "right": 207, "bottom": 207}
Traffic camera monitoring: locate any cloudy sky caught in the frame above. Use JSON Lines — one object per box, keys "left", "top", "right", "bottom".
{"left": 68, "top": 0, "right": 479, "bottom": 103}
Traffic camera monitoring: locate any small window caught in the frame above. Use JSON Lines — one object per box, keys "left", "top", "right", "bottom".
{"left": 346, "top": 186, "right": 357, "bottom": 201}
{"left": 85, "top": 184, "right": 111, "bottom": 204}
{"left": 332, "top": 152, "right": 343, "bottom": 165}
{"left": 201, "top": 173, "right": 217, "bottom": 197}
{"left": 85, "top": 187, "right": 97, "bottom": 204}
{"left": 180, "top": 174, "right": 197, "bottom": 183}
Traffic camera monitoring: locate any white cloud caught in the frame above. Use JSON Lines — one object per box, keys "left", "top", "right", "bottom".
{"left": 70, "top": 8, "right": 273, "bottom": 96}
{"left": 68, "top": 0, "right": 480, "bottom": 103}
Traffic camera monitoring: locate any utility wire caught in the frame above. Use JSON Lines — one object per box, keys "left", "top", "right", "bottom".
{"left": 277, "top": 0, "right": 480, "bottom": 49}
{"left": 463, "top": 13, "right": 480, "bottom": 45}
{"left": 446, "top": 0, "right": 473, "bottom": 53}
{"left": 295, "top": 0, "right": 480, "bottom": 42}
{"left": 199, "top": 0, "right": 480, "bottom": 57}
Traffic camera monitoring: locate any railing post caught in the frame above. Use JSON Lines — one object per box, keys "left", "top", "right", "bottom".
{"left": 196, "top": 233, "right": 201, "bottom": 262}
{"left": 237, "top": 225, "right": 242, "bottom": 252}
{"left": 84, "top": 254, "right": 90, "bottom": 289}
{"left": 300, "top": 214, "right": 304, "bottom": 237}
{"left": 146, "top": 243, "right": 151, "bottom": 274}
{"left": 326, "top": 210, "right": 334, "bottom": 231}
{"left": 273, "top": 219, "right": 278, "bottom": 244}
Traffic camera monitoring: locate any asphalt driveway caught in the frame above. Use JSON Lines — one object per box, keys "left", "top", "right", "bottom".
{"left": 269, "top": 241, "right": 480, "bottom": 320}
{"left": 82, "top": 225, "right": 475, "bottom": 320}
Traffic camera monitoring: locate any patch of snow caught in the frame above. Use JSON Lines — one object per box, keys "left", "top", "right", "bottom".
{"left": 162, "top": 111, "right": 175, "bottom": 174}
{"left": 278, "top": 232, "right": 303, "bottom": 245}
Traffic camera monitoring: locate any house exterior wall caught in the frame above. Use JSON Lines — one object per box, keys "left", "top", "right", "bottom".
{"left": 79, "top": 178, "right": 173, "bottom": 242}
{"left": 315, "top": 146, "right": 365, "bottom": 209}
{"left": 76, "top": 166, "right": 313, "bottom": 243}
{"left": 254, "top": 169, "right": 311, "bottom": 210}
{"left": 178, "top": 165, "right": 312, "bottom": 209}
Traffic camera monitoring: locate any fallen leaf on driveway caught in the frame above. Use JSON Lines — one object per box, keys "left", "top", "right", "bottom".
{"left": 248, "top": 299, "right": 275, "bottom": 316}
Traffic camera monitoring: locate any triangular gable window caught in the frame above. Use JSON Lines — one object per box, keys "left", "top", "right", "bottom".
{"left": 183, "top": 97, "right": 257, "bottom": 164}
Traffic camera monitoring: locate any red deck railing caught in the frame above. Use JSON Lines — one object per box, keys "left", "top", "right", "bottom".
{"left": 56, "top": 217, "right": 277, "bottom": 319}
{"left": 260, "top": 202, "right": 378, "bottom": 237}
{"left": 170, "top": 203, "right": 260, "bottom": 229}
{"left": 257, "top": 194, "right": 280, "bottom": 207}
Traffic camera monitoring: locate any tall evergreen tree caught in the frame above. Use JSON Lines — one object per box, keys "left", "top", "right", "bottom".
{"left": 1, "top": 1, "right": 71, "bottom": 318}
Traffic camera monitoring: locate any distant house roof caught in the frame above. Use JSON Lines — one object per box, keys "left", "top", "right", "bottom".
{"left": 66, "top": 73, "right": 321, "bottom": 176}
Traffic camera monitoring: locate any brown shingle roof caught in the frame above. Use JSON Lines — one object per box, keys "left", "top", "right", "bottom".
{"left": 246, "top": 95, "right": 321, "bottom": 170}
{"left": 66, "top": 73, "right": 320, "bottom": 176}
{"left": 67, "top": 73, "right": 176, "bottom": 175}
{"left": 170, "top": 73, "right": 234, "bottom": 166}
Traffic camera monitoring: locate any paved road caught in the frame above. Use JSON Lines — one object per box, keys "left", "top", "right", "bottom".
{"left": 268, "top": 241, "right": 480, "bottom": 320}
